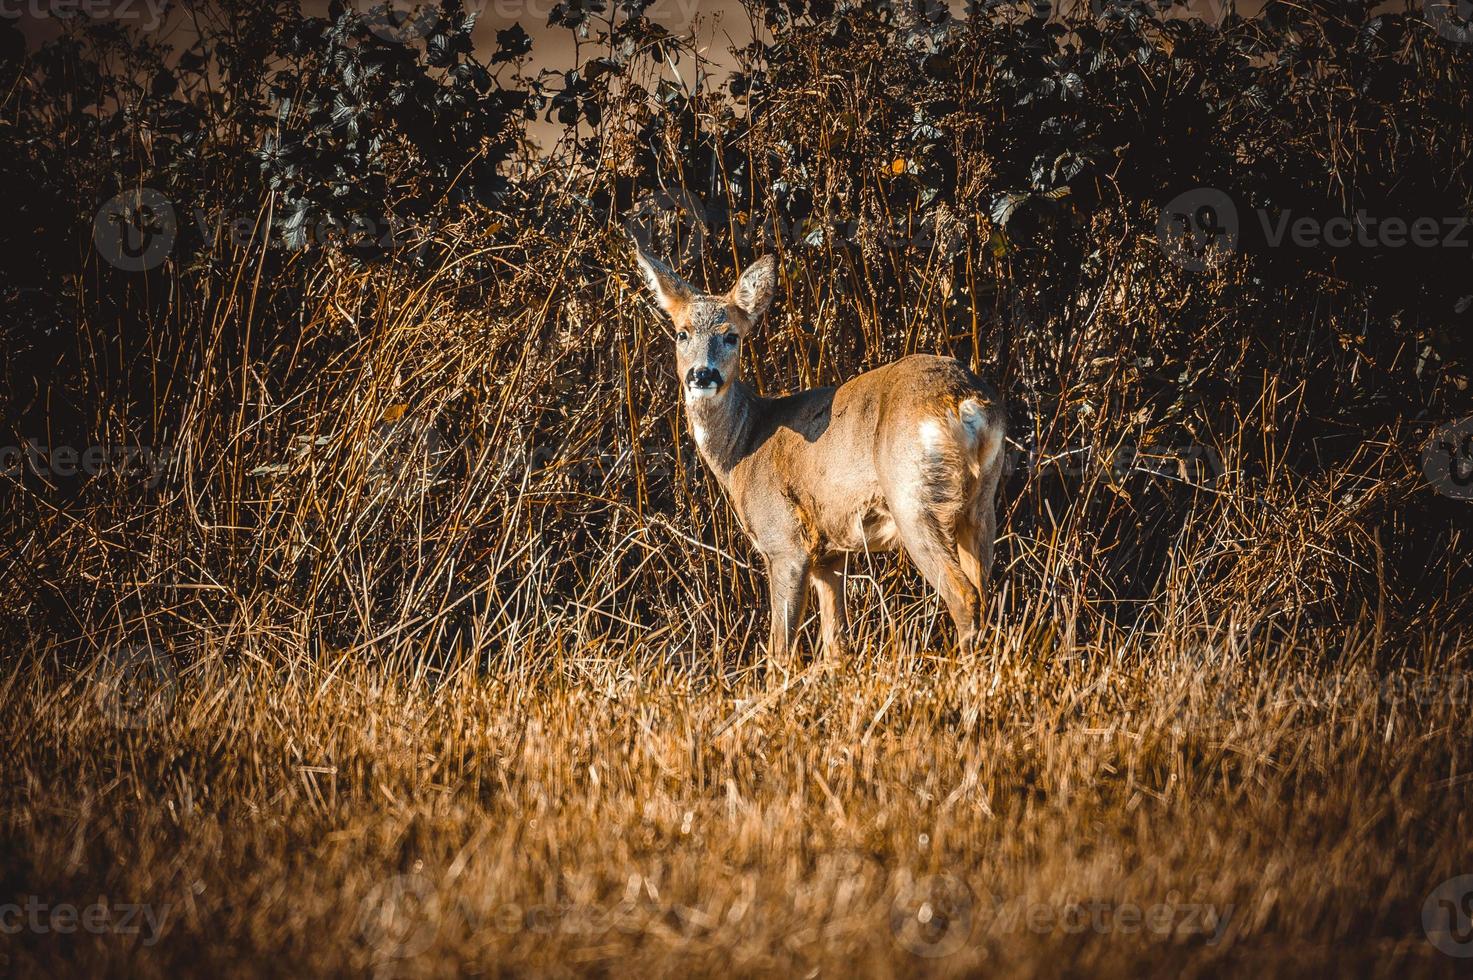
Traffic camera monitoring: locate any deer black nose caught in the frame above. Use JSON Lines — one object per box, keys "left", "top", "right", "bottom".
{"left": 687, "top": 366, "right": 723, "bottom": 389}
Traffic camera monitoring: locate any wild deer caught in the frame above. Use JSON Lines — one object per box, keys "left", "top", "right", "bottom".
{"left": 634, "top": 243, "right": 1006, "bottom": 663}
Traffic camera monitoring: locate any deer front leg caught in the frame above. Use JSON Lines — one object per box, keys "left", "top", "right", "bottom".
{"left": 810, "top": 558, "right": 851, "bottom": 660}
{"left": 765, "top": 552, "right": 811, "bottom": 667}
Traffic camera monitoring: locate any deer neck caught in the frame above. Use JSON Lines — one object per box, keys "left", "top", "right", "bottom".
{"left": 684, "top": 378, "right": 760, "bottom": 485}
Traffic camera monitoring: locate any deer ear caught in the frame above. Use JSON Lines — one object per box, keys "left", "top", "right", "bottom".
{"left": 632, "top": 243, "right": 693, "bottom": 319}
{"left": 730, "top": 254, "right": 777, "bottom": 321}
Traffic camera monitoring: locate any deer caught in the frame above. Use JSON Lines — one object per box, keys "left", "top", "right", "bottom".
{"left": 633, "top": 242, "right": 1007, "bottom": 665}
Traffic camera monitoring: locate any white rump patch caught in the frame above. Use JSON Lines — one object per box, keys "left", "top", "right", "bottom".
{"left": 918, "top": 419, "right": 946, "bottom": 452}
{"left": 919, "top": 398, "right": 1000, "bottom": 483}
{"left": 958, "top": 398, "right": 987, "bottom": 443}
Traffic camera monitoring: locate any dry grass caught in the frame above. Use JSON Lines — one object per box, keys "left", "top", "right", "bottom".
{"left": 4, "top": 215, "right": 1471, "bottom": 977}
{"left": 2, "top": 601, "right": 1470, "bottom": 977}
{"left": 4, "top": 207, "right": 1471, "bottom": 977}
{"left": 2, "top": 235, "right": 1473, "bottom": 972}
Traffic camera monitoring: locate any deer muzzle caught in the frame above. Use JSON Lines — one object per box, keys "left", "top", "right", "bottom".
{"left": 686, "top": 366, "right": 723, "bottom": 393}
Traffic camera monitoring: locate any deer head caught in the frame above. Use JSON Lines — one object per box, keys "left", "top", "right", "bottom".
{"left": 632, "top": 244, "right": 776, "bottom": 402}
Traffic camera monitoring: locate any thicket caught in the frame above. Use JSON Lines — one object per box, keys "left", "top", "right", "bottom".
{"left": 3, "top": 0, "right": 1469, "bottom": 665}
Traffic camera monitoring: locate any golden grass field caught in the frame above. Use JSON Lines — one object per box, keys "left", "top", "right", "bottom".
{"left": 4, "top": 596, "right": 1471, "bottom": 976}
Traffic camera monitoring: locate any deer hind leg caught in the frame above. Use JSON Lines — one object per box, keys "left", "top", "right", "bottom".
{"left": 957, "top": 463, "right": 1001, "bottom": 604}
{"left": 893, "top": 506, "right": 980, "bottom": 655}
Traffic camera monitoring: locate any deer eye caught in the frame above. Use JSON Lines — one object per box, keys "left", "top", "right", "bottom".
{"left": 675, "top": 331, "right": 688, "bottom": 342}
{"left": 722, "top": 333, "right": 739, "bottom": 346}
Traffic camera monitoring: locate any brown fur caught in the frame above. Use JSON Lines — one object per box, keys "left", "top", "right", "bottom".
{"left": 634, "top": 244, "right": 1006, "bottom": 663}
